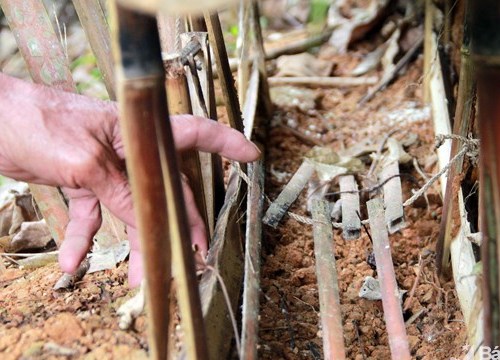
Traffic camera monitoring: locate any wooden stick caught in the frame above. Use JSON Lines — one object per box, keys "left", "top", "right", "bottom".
{"left": 423, "top": 0, "right": 433, "bottom": 103}
{"left": 269, "top": 76, "right": 378, "bottom": 88}
{"left": 436, "top": 8, "right": 476, "bottom": 276}
{"left": 311, "top": 199, "right": 346, "bottom": 360}
{"left": 367, "top": 198, "right": 411, "bottom": 360}
{"left": 263, "top": 160, "right": 315, "bottom": 228}
{"left": 72, "top": 0, "right": 116, "bottom": 99}
{"left": 240, "top": 160, "right": 265, "bottom": 360}
{"left": 339, "top": 175, "right": 361, "bottom": 240}
{"left": 110, "top": 4, "right": 207, "bottom": 359}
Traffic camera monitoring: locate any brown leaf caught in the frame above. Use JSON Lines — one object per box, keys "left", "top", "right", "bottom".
{"left": 9, "top": 219, "right": 52, "bottom": 253}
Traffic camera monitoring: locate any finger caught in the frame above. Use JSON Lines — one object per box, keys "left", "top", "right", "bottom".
{"left": 126, "top": 227, "right": 143, "bottom": 288}
{"left": 170, "top": 115, "right": 261, "bottom": 162}
{"left": 181, "top": 179, "right": 208, "bottom": 258}
{"left": 58, "top": 188, "right": 102, "bottom": 273}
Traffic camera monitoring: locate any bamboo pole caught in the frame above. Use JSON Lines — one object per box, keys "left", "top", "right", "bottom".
{"left": 204, "top": 12, "right": 244, "bottom": 133}
{"left": 163, "top": 54, "right": 210, "bottom": 240}
{"left": 436, "top": 3, "right": 476, "bottom": 277}
{"left": 72, "top": 0, "right": 116, "bottom": 99}
{"left": 367, "top": 198, "right": 411, "bottom": 360}
{"left": 109, "top": 4, "right": 207, "bottom": 359}
{"left": 423, "top": 0, "right": 433, "bottom": 103}
{"left": 270, "top": 76, "right": 378, "bottom": 88}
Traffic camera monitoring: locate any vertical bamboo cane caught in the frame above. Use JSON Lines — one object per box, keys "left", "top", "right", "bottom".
{"left": 72, "top": 0, "right": 116, "bottom": 99}
{"left": 110, "top": 3, "right": 207, "bottom": 359}
{"left": 436, "top": 2, "right": 476, "bottom": 277}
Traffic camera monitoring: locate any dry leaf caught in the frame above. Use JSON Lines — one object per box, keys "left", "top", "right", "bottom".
{"left": 270, "top": 86, "right": 318, "bottom": 112}
{"left": 351, "top": 45, "right": 386, "bottom": 76}
{"left": 88, "top": 240, "right": 130, "bottom": 274}
{"left": 9, "top": 219, "right": 52, "bottom": 253}
{"left": 53, "top": 258, "right": 90, "bottom": 290}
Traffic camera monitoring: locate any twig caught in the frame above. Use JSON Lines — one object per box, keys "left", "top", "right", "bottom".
{"left": 353, "top": 320, "right": 367, "bottom": 360}
{"left": 366, "top": 129, "right": 402, "bottom": 178}
{"left": 278, "top": 124, "right": 324, "bottom": 147}
{"left": 269, "top": 76, "right": 378, "bottom": 88}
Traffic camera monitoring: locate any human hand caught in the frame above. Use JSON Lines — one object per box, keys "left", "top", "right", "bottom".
{"left": 0, "top": 74, "right": 260, "bottom": 287}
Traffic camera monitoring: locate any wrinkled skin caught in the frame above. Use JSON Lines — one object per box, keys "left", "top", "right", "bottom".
{"left": 0, "top": 73, "right": 260, "bottom": 287}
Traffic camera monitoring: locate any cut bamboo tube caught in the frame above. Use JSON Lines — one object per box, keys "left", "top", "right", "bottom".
{"left": 263, "top": 160, "right": 315, "bottom": 228}
{"left": 110, "top": 4, "right": 207, "bottom": 359}
{"left": 269, "top": 76, "right": 378, "bottom": 88}
{"left": 240, "top": 160, "right": 265, "bottom": 360}
{"left": 72, "top": 0, "right": 116, "bottom": 99}
{"left": 367, "top": 198, "right": 411, "bottom": 360}
{"left": 380, "top": 161, "right": 406, "bottom": 234}
{"left": 436, "top": 6, "right": 476, "bottom": 276}
{"left": 339, "top": 175, "right": 361, "bottom": 240}
{"left": 1, "top": 0, "right": 123, "bottom": 248}
{"left": 311, "top": 199, "right": 346, "bottom": 360}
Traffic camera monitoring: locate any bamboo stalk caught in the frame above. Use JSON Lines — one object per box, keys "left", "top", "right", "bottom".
{"left": 72, "top": 0, "right": 116, "bottom": 99}
{"left": 110, "top": 4, "right": 207, "bottom": 359}
{"left": 204, "top": 12, "right": 244, "bottom": 133}
{"left": 240, "top": 160, "right": 264, "bottom": 360}
{"left": 237, "top": 0, "right": 252, "bottom": 106}
{"left": 270, "top": 76, "right": 378, "bottom": 88}
{"left": 311, "top": 199, "right": 346, "bottom": 360}
{"left": 163, "top": 54, "right": 210, "bottom": 241}
{"left": 436, "top": 4, "right": 476, "bottom": 276}
{"left": 180, "top": 32, "right": 225, "bottom": 236}
{"left": 423, "top": 0, "right": 433, "bottom": 103}
{"left": 367, "top": 198, "right": 411, "bottom": 360}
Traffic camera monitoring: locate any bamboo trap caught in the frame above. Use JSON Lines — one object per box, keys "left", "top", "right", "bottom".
{"left": 110, "top": 4, "right": 207, "bottom": 359}
{"left": 311, "top": 199, "right": 346, "bottom": 360}
{"left": 1, "top": 0, "right": 124, "bottom": 248}
{"left": 367, "top": 198, "right": 411, "bottom": 360}
{"left": 423, "top": 4, "right": 483, "bottom": 354}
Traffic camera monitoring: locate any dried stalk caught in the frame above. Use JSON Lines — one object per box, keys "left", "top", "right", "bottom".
{"left": 367, "top": 198, "right": 411, "bottom": 360}
{"left": 110, "top": 4, "right": 207, "bottom": 359}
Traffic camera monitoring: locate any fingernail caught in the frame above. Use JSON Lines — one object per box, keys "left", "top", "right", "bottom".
{"left": 251, "top": 141, "right": 262, "bottom": 155}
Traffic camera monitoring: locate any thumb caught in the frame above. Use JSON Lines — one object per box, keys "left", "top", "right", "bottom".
{"left": 58, "top": 188, "right": 102, "bottom": 273}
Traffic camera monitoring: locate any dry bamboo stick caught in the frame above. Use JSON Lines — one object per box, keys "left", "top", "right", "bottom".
{"left": 380, "top": 161, "right": 406, "bottom": 234}
{"left": 163, "top": 55, "right": 210, "bottom": 241}
{"left": 240, "top": 160, "right": 265, "bottom": 360}
{"left": 263, "top": 160, "right": 315, "bottom": 228}
{"left": 180, "top": 32, "right": 225, "bottom": 235}
{"left": 367, "top": 198, "right": 411, "bottom": 360}
{"left": 423, "top": 0, "right": 433, "bottom": 103}
{"left": 311, "top": 199, "right": 346, "bottom": 360}
{"left": 72, "top": 0, "right": 116, "bottom": 99}
{"left": 110, "top": 4, "right": 207, "bottom": 359}
{"left": 204, "top": 12, "right": 244, "bottom": 133}
{"left": 436, "top": 7, "right": 476, "bottom": 276}
{"left": 339, "top": 175, "right": 361, "bottom": 240}
{"left": 269, "top": 76, "right": 378, "bottom": 88}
